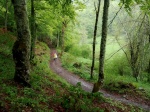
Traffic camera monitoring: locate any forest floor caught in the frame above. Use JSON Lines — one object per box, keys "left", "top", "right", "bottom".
{"left": 50, "top": 49, "right": 150, "bottom": 112}
{"left": 0, "top": 30, "right": 149, "bottom": 111}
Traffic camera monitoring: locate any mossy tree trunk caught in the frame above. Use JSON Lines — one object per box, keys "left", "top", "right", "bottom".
{"left": 91, "top": 0, "right": 101, "bottom": 79}
{"left": 30, "top": 0, "right": 36, "bottom": 60}
{"left": 93, "top": 0, "right": 109, "bottom": 93}
{"left": 12, "top": 0, "right": 31, "bottom": 87}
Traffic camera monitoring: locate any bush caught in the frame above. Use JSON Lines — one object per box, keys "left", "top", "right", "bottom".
{"left": 64, "top": 44, "right": 73, "bottom": 52}
{"left": 68, "top": 45, "right": 91, "bottom": 59}
{"left": 81, "top": 45, "right": 91, "bottom": 58}
{"left": 105, "top": 54, "right": 130, "bottom": 76}
{"left": 61, "top": 84, "right": 104, "bottom": 112}
{"left": 61, "top": 52, "right": 77, "bottom": 68}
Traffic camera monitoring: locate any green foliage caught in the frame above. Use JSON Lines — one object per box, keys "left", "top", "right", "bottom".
{"left": 105, "top": 54, "right": 130, "bottom": 76}
{"left": 64, "top": 44, "right": 73, "bottom": 52}
{"left": 59, "top": 84, "right": 104, "bottom": 112}
{"left": 0, "top": 34, "right": 49, "bottom": 111}
{"left": 61, "top": 52, "right": 77, "bottom": 67}
{"left": 33, "top": 0, "right": 84, "bottom": 41}
{"left": 119, "top": 0, "right": 134, "bottom": 11}
{"left": 0, "top": 34, "right": 15, "bottom": 84}
{"left": 0, "top": 33, "right": 15, "bottom": 55}
{"left": 1, "top": 0, "right": 150, "bottom": 110}
{"left": 81, "top": 45, "right": 91, "bottom": 58}
{"left": 10, "top": 96, "right": 39, "bottom": 111}
{"left": 1, "top": 84, "right": 17, "bottom": 98}
{"left": 119, "top": 0, "right": 150, "bottom": 14}
{"left": 35, "top": 1, "right": 60, "bottom": 38}
{"left": 61, "top": 49, "right": 150, "bottom": 97}
{"left": 0, "top": 33, "right": 61, "bottom": 111}
{"left": 104, "top": 81, "right": 137, "bottom": 94}
{"left": 64, "top": 23, "right": 81, "bottom": 51}
{"left": 61, "top": 52, "right": 98, "bottom": 82}
{"left": 0, "top": 0, "right": 15, "bottom": 30}
{"left": 68, "top": 44, "right": 91, "bottom": 58}
{"left": 69, "top": 45, "right": 82, "bottom": 56}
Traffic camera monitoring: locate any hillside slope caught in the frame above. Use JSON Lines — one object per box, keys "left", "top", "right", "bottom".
{"left": 0, "top": 32, "right": 147, "bottom": 112}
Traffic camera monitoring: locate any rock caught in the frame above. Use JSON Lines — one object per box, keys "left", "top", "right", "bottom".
{"left": 138, "top": 87, "right": 145, "bottom": 91}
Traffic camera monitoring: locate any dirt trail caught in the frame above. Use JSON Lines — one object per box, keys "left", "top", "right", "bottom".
{"left": 50, "top": 50, "right": 150, "bottom": 111}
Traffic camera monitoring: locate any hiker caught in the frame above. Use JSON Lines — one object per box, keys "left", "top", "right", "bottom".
{"left": 53, "top": 52, "right": 58, "bottom": 61}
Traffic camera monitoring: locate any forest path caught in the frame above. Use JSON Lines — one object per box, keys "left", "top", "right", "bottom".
{"left": 50, "top": 49, "right": 150, "bottom": 111}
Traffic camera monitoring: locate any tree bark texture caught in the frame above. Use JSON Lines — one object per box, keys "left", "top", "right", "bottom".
{"left": 91, "top": 0, "right": 101, "bottom": 79}
{"left": 30, "top": 0, "right": 36, "bottom": 60}
{"left": 12, "top": 0, "right": 31, "bottom": 87}
{"left": 93, "top": 0, "right": 109, "bottom": 93}
{"left": 98, "top": 0, "right": 109, "bottom": 82}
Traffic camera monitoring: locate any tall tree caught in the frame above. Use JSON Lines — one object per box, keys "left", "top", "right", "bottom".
{"left": 146, "top": 14, "right": 150, "bottom": 82}
{"left": 129, "top": 37, "right": 140, "bottom": 81}
{"left": 60, "top": 1, "right": 76, "bottom": 54}
{"left": 148, "top": 34, "right": 150, "bottom": 82}
{"left": 91, "top": 0, "right": 101, "bottom": 79}
{"left": 93, "top": 0, "right": 110, "bottom": 93}
{"left": 12, "top": 0, "right": 31, "bottom": 87}
{"left": 61, "top": 19, "right": 68, "bottom": 55}
{"left": 4, "top": 0, "right": 8, "bottom": 32}
{"left": 30, "top": 0, "right": 36, "bottom": 60}
{"left": 124, "top": 13, "right": 147, "bottom": 81}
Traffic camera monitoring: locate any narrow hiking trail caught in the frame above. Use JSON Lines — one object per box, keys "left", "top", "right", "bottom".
{"left": 50, "top": 49, "right": 150, "bottom": 111}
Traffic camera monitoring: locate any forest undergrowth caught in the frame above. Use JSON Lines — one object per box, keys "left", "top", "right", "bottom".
{"left": 0, "top": 32, "right": 148, "bottom": 112}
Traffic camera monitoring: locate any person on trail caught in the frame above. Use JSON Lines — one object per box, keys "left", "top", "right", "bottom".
{"left": 53, "top": 52, "right": 58, "bottom": 61}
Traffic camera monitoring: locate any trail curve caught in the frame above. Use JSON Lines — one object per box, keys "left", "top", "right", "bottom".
{"left": 50, "top": 49, "right": 150, "bottom": 111}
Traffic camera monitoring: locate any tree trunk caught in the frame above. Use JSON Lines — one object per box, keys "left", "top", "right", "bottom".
{"left": 93, "top": 0, "right": 109, "bottom": 93}
{"left": 148, "top": 60, "right": 150, "bottom": 82}
{"left": 57, "top": 31, "right": 60, "bottom": 48}
{"left": 30, "top": 0, "right": 36, "bottom": 60}
{"left": 61, "top": 21, "right": 67, "bottom": 56}
{"left": 12, "top": 0, "right": 31, "bottom": 87}
{"left": 91, "top": 0, "right": 101, "bottom": 79}
{"left": 148, "top": 34, "right": 150, "bottom": 82}
{"left": 4, "top": 0, "right": 8, "bottom": 32}
{"left": 130, "top": 41, "right": 140, "bottom": 82}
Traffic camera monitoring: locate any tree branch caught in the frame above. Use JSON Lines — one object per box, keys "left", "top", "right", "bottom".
{"left": 108, "top": 4, "right": 123, "bottom": 27}
{"left": 105, "top": 44, "right": 128, "bottom": 61}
